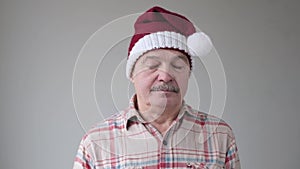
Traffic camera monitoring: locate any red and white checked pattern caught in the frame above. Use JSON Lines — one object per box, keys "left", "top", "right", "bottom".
{"left": 73, "top": 96, "right": 240, "bottom": 169}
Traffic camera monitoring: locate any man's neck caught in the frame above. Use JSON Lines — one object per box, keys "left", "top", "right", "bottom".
{"left": 140, "top": 105, "right": 181, "bottom": 135}
{"left": 151, "top": 111, "right": 179, "bottom": 135}
{"left": 133, "top": 95, "right": 183, "bottom": 135}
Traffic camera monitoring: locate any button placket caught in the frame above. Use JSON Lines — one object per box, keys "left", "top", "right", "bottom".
{"left": 161, "top": 125, "right": 174, "bottom": 147}
{"left": 162, "top": 140, "right": 168, "bottom": 146}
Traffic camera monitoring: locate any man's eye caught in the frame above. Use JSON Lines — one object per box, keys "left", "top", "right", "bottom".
{"left": 172, "top": 62, "right": 186, "bottom": 70}
{"left": 143, "top": 59, "right": 161, "bottom": 69}
{"left": 171, "top": 59, "right": 188, "bottom": 71}
{"left": 172, "top": 64, "right": 182, "bottom": 69}
{"left": 148, "top": 64, "right": 160, "bottom": 69}
{"left": 173, "top": 65, "right": 185, "bottom": 71}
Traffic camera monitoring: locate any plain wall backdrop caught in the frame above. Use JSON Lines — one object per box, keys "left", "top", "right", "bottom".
{"left": 1, "top": 0, "right": 299, "bottom": 168}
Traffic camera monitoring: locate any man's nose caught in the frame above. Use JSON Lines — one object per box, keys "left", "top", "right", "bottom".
{"left": 157, "top": 68, "right": 174, "bottom": 82}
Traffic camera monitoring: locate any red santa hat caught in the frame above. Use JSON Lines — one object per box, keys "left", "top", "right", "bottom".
{"left": 126, "top": 6, "right": 213, "bottom": 78}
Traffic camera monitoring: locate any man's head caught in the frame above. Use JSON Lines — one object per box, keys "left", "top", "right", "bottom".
{"left": 126, "top": 6, "right": 213, "bottom": 115}
{"left": 131, "top": 48, "right": 190, "bottom": 114}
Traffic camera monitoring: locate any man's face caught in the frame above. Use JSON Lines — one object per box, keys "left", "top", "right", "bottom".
{"left": 130, "top": 49, "right": 191, "bottom": 115}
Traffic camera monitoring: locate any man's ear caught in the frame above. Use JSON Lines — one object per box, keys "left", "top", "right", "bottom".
{"left": 130, "top": 76, "right": 134, "bottom": 83}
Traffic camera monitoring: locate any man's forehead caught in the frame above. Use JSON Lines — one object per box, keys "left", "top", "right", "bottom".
{"left": 140, "top": 49, "right": 189, "bottom": 62}
{"left": 141, "top": 55, "right": 189, "bottom": 65}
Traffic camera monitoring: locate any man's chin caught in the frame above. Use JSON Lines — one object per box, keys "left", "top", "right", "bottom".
{"left": 149, "top": 92, "right": 181, "bottom": 106}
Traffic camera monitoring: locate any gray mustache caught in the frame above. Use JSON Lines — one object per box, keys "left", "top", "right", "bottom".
{"left": 150, "top": 84, "right": 179, "bottom": 93}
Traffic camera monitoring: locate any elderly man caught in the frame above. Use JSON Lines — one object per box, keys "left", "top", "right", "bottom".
{"left": 73, "top": 6, "right": 241, "bottom": 169}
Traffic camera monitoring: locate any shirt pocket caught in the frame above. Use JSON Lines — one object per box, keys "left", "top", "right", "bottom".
{"left": 186, "top": 162, "right": 223, "bottom": 169}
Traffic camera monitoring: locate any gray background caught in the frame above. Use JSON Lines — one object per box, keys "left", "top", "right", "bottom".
{"left": 1, "top": 0, "right": 299, "bottom": 169}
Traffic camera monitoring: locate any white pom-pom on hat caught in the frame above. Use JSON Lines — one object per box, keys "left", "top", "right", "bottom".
{"left": 187, "top": 32, "right": 213, "bottom": 58}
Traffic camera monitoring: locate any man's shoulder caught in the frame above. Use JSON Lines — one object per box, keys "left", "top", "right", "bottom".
{"left": 81, "top": 110, "right": 128, "bottom": 143}
{"left": 184, "top": 105, "right": 234, "bottom": 134}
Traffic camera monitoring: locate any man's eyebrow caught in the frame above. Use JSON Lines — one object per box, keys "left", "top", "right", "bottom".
{"left": 176, "top": 55, "right": 189, "bottom": 63}
{"left": 141, "top": 55, "right": 160, "bottom": 63}
{"left": 144, "top": 55, "right": 160, "bottom": 59}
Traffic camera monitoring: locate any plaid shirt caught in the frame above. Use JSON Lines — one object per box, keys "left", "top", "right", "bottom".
{"left": 73, "top": 96, "right": 241, "bottom": 169}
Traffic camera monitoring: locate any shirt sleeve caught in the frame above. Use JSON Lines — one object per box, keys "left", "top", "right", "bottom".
{"left": 73, "top": 137, "right": 95, "bottom": 169}
{"left": 225, "top": 135, "right": 241, "bottom": 169}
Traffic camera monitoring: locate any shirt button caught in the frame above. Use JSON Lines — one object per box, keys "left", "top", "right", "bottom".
{"left": 163, "top": 140, "right": 168, "bottom": 145}
{"left": 199, "top": 163, "right": 207, "bottom": 169}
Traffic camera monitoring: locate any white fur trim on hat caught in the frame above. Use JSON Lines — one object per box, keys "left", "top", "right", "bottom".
{"left": 126, "top": 31, "right": 189, "bottom": 78}
{"left": 126, "top": 31, "right": 213, "bottom": 79}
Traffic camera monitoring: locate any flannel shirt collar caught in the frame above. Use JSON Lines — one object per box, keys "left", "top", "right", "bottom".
{"left": 124, "top": 94, "right": 189, "bottom": 131}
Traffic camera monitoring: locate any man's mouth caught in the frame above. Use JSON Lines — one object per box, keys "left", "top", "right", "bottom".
{"left": 150, "top": 84, "right": 179, "bottom": 93}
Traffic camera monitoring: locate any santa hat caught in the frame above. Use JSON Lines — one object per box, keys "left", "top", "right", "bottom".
{"left": 126, "top": 6, "right": 213, "bottom": 78}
